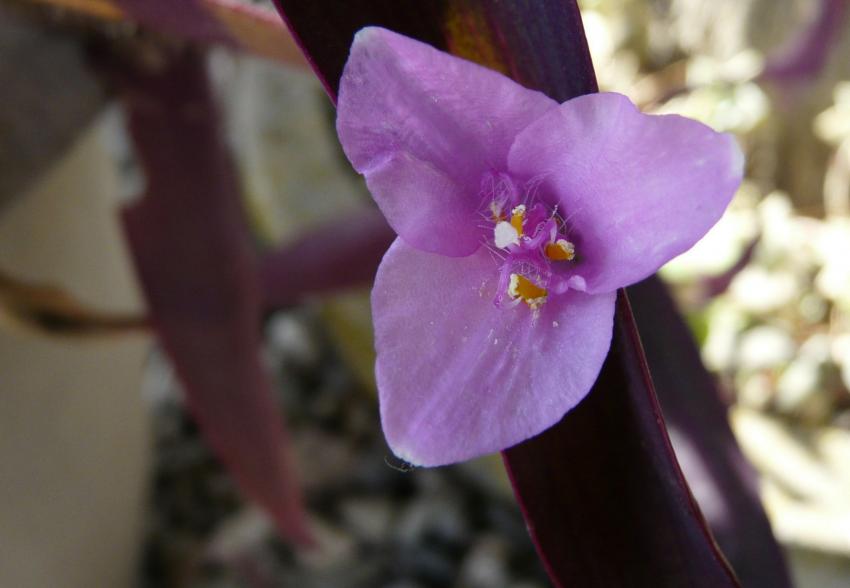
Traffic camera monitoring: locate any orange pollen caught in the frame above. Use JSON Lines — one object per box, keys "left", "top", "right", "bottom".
{"left": 508, "top": 273, "right": 547, "bottom": 309}
{"left": 545, "top": 239, "right": 576, "bottom": 261}
{"left": 510, "top": 205, "right": 526, "bottom": 237}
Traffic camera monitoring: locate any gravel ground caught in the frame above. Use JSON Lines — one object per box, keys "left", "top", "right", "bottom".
{"left": 137, "top": 308, "right": 549, "bottom": 588}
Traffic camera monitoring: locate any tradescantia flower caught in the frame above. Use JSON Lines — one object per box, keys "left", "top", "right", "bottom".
{"left": 336, "top": 27, "right": 743, "bottom": 467}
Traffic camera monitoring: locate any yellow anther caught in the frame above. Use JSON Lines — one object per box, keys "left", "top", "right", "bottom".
{"left": 508, "top": 273, "right": 547, "bottom": 310}
{"left": 510, "top": 205, "right": 526, "bottom": 236}
{"left": 545, "top": 239, "right": 576, "bottom": 261}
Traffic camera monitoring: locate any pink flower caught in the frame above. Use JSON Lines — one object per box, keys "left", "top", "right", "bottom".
{"left": 336, "top": 27, "right": 743, "bottom": 466}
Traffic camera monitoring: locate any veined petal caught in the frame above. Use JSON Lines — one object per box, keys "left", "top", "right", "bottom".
{"left": 508, "top": 92, "right": 744, "bottom": 294}
{"left": 337, "top": 27, "right": 557, "bottom": 256}
{"left": 372, "top": 238, "right": 616, "bottom": 466}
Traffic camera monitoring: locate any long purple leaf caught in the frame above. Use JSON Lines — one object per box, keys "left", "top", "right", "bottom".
{"left": 761, "top": 0, "right": 847, "bottom": 84}
{"left": 628, "top": 277, "right": 791, "bottom": 587}
{"left": 260, "top": 208, "right": 394, "bottom": 308}
{"left": 102, "top": 48, "right": 309, "bottom": 543}
{"left": 271, "top": 0, "right": 749, "bottom": 585}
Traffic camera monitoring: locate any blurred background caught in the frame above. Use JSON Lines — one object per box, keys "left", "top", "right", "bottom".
{"left": 1, "top": 0, "right": 849, "bottom": 586}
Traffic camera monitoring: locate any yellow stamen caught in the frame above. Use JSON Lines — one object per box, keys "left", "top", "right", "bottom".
{"left": 508, "top": 273, "right": 547, "bottom": 310}
{"left": 545, "top": 239, "right": 576, "bottom": 261}
{"left": 510, "top": 205, "right": 526, "bottom": 236}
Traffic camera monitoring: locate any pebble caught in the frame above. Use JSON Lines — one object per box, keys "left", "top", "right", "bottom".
{"left": 459, "top": 534, "right": 511, "bottom": 588}
{"left": 339, "top": 497, "right": 395, "bottom": 543}
{"left": 737, "top": 325, "right": 796, "bottom": 371}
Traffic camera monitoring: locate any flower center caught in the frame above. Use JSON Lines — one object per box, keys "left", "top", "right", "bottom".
{"left": 479, "top": 174, "right": 579, "bottom": 314}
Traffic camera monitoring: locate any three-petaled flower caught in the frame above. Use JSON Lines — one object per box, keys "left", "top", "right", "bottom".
{"left": 336, "top": 27, "right": 743, "bottom": 466}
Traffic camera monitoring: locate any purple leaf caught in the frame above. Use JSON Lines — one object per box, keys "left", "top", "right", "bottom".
{"left": 271, "top": 2, "right": 447, "bottom": 99}
{"left": 260, "top": 207, "right": 394, "bottom": 308}
{"left": 271, "top": 0, "right": 767, "bottom": 585}
{"left": 699, "top": 236, "right": 759, "bottom": 302}
{"left": 104, "top": 48, "right": 310, "bottom": 543}
{"left": 628, "top": 276, "right": 792, "bottom": 587}
{"left": 761, "top": 0, "right": 847, "bottom": 85}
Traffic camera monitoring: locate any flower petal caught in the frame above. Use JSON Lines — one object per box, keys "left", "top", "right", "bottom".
{"left": 508, "top": 92, "right": 744, "bottom": 294}
{"left": 372, "top": 238, "right": 616, "bottom": 466}
{"left": 360, "top": 152, "right": 483, "bottom": 256}
{"left": 337, "top": 27, "right": 557, "bottom": 256}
